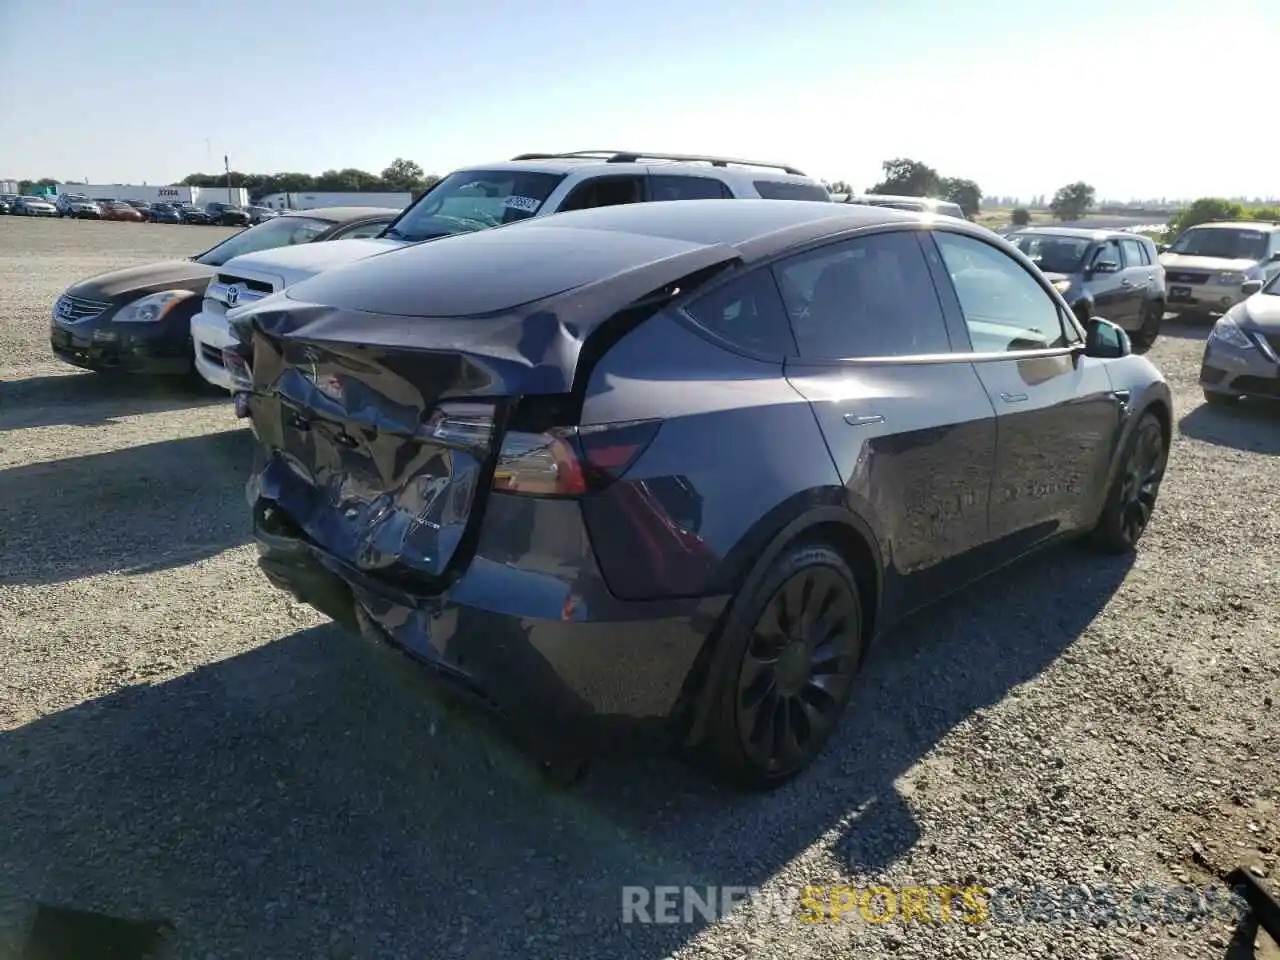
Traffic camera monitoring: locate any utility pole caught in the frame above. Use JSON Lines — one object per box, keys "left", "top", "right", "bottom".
{"left": 225, "top": 155, "right": 233, "bottom": 204}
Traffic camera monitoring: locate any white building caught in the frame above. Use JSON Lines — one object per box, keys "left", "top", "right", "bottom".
{"left": 54, "top": 183, "right": 250, "bottom": 206}
{"left": 1, "top": 180, "right": 19, "bottom": 195}
{"left": 256, "top": 191, "right": 413, "bottom": 211}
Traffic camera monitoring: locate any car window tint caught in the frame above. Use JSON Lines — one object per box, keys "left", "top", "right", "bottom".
{"left": 933, "top": 231, "right": 1068, "bottom": 353}
{"left": 752, "top": 180, "right": 830, "bottom": 202}
{"left": 1091, "top": 239, "right": 1123, "bottom": 268}
{"left": 682, "top": 267, "right": 797, "bottom": 356}
{"left": 649, "top": 175, "right": 730, "bottom": 201}
{"left": 771, "top": 230, "right": 951, "bottom": 359}
{"left": 332, "top": 220, "right": 388, "bottom": 239}
{"left": 1121, "top": 238, "right": 1147, "bottom": 267}
{"left": 558, "top": 176, "right": 646, "bottom": 212}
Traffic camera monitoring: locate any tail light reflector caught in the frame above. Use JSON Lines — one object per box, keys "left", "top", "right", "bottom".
{"left": 491, "top": 419, "right": 660, "bottom": 497}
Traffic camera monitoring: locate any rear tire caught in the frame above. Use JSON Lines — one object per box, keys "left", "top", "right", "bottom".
{"left": 1091, "top": 411, "right": 1167, "bottom": 554}
{"left": 703, "top": 542, "right": 864, "bottom": 789}
{"left": 1130, "top": 301, "right": 1163, "bottom": 352}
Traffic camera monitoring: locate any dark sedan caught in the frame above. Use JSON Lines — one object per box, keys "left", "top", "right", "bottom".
{"left": 50, "top": 207, "right": 405, "bottom": 378}
{"left": 206, "top": 202, "right": 251, "bottom": 226}
{"left": 179, "top": 205, "right": 213, "bottom": 225}
{"left": 232, "top": 199, "right": 1172, "bottom": 788}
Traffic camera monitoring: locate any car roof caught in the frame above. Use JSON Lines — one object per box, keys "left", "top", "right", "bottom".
{"left": 282, "top": 206, "right": 401, "bottom": 223}
{"left": 1008, "top": 226, "right": 1143, "bottom": 242}
{"left": 443, "top": 156, "right": 816, "bottom": 183}
{"left": 504, "top": 197, "right": 950, "bottom": 261}
{"left": 1182, "top": 220, "right": 1278, "bottom": 231}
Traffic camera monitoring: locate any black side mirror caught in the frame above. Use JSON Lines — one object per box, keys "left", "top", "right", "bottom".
{"left": 1084, "top": 316, "right": 1130, "bottom": 359}
{"left": 1156, "top": 244, "right": 1170, "bottom": 254}
{"left": 1242, "top": 279, "right": 1263, "bottom": 296}
{"left": 1090, "top": 259, "right": 1120, "bottom": 274}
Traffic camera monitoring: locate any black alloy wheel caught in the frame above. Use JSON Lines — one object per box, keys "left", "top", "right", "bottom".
{"left": 707, "top": 543, "right": 864, "bottom": 788}
{"left": 1093, "top": 412, "right": 1166, "bottom": 553}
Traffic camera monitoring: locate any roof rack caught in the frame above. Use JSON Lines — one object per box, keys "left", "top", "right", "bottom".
{"left": 508, "top": 150, "right": 807, "bottom": 176}
{"left": 1205, "top": 217, "right": 1280, "bottom": 226}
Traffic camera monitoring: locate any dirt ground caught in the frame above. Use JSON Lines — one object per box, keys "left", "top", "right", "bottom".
{"left": 0, "top": 215, "right": 1276, "bottom": 960}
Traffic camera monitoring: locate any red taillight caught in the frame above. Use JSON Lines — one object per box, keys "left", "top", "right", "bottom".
{"left": 491, "top": 419, "right": 660, "bottom": 498}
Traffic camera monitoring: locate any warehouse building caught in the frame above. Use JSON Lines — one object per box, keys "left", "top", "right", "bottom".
{"left": 54, "top": 183, "right": 250, "bottom": 206}
{"left": 256, "top": 190, "right": 413, "bottom": 211}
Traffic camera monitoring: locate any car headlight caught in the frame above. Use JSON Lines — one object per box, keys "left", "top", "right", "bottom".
{"left": 1215, "top": 271, "right": 1248, "bottom": 286}
{"left": 1208, "top": 316, "right": 1254, "bottom": 350}
{"left": 113, "top": 290, "right": 196, "bottom": 323}
{"left": 1050, "top": 278, "right": 1072, "bottom": 294}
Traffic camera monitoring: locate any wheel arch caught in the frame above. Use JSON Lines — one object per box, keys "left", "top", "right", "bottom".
{"left": 677, "top": 494, "right": 886, "bottom": 749}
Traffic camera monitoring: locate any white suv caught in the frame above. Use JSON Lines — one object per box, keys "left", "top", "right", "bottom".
{"left": 190, "top": 150, "right": 829, "bottom": 390}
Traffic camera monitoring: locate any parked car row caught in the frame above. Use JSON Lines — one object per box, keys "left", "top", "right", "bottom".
{"left": 47, "top": 150, "right": 1182, "bottom": 788}
{"left": 0, "top": 192, "right": 283, "bottom": 226}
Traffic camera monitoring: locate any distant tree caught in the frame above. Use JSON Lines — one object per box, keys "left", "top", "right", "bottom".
{"left": 940, "top": 176, "right": 983, "bottom": 218}
{"left": 825, "top": 179, "right": 855, "bottom": 196}
{"left": 381, "top": 157, "right": 427, "bottom": 191}
{"left": 1165, "top": 197, "right": 1243, "bottom": 239}
{"left": 1011, "top": 207, "right": 1031, "bottom": 226}
{"left": 1050, "top": 182, "right": 1096, "bottom": 222}
{"left": 870, "top": 158, "right": 941, "bottom": 197}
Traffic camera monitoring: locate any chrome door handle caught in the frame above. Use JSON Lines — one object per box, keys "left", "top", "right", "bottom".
{"left": 999, "top": 392, "right": 1028, "bottom": 404}
{"left": 842, "top": 413, "right": 885, "bottom": 426}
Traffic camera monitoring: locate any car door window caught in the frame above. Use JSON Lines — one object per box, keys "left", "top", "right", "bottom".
{"left": 557, "top": 176, "right": 646, "bottom": 212}
{"left": 933, "top": 231, "right": 1069, "bottom": 353}
{"left": 649, "top": 175, "right": 730, "bottom": 201}
{"left": 681, "top": 267, "right": 797, "bottom": 356}
{"left": 331, "top": 219, "right": 389, "bottom": 240}
{"left": 1091, "top": 240, "right": 1123, "bottom": 270}
{"left": 771, "top": 230, "right": 952, "bottom": 359}
{"left": 1120, "top": 239, "right": 1147, "bottom": 268}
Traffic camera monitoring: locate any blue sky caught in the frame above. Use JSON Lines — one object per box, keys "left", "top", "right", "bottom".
{"left": 1, "top": 0, "right": 1274, "bottom": 200}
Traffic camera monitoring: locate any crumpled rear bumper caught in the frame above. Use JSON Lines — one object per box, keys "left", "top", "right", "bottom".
{"left": 250, "top": 490, "right": 729, "bottom": 758}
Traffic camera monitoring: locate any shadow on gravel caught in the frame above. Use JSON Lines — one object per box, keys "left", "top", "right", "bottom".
{"left": 1179, "top": 400, "right": 1280, "bottom": 455}
{"left": 0, "top": 541, "right": 1133, "bottom": 958}
{"left": 1158, "top": 317, "right": 1212, "bottom": 343}
{"left": 0, "top": 429, "right": 254, "bottom": 585}
{"left": 0, "top": 372, "right": 225, "bottom": 431}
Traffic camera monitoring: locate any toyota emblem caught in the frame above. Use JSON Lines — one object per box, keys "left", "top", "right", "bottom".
{"left": 225, "top": 284, "right": 241, "bottom": 306}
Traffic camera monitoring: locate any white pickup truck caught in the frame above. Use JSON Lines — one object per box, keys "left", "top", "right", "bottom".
{"left": 189, "top": 150, "right": 830, "bottom": 390}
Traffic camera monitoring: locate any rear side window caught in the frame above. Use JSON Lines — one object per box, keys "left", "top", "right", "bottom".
{"left": 650, "top": 175, "right": 731, "bottom": 201}
{"left": 558, "top": 175, "right": 646, "bottom": 212}
{"left": 772, "top": 230, "right": 952, "bottom": 359}
{"left": 1121, "top": 238, "right": 1149, "bottom": 266}
{"left": 753, "top": 180, "right": 830, "bottom": 202}
{"left": 682, "top": 268, "right": 797, "bottom": 356}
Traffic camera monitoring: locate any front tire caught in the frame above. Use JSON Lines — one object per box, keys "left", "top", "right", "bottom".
{"left": 703, "top": 542, "right": 864, "bottom": 789}
{"left": 1091, "top": 411, "right": 1167, "bottom": 554}
{"left": 1130, "top": 301, "right": 1163, "bottom": 352}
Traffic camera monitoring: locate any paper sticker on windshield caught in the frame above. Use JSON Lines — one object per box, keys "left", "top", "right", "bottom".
{"left": 503, "top": 195, "right": 541, "bottom": 213}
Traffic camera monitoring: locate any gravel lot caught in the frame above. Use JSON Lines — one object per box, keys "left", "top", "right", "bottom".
{"left": 1, "top": 216, "right": 1277, "bottom": 959}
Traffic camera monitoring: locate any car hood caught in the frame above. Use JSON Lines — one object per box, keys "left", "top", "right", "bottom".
{"left": 1159, "top": 253, "right": 1258, "bottom": 272}
{"left": 216, "top": 237, "right": 404, "bottom": 284}
{"left": 1236, "top": 292, "right": 1280, "bottom": 333}
{"left": 67, "top": 259, "right": 218, "bottom": 300}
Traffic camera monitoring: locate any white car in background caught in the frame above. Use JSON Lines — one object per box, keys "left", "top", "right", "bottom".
{"left": 189, "top": 149, "right": 829, "bottom": 391}
{"left": 16, "top": 196, "right": 58, "bottom": 216}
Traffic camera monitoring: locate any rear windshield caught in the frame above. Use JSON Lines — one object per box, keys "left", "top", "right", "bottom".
{"left": 1169, "top": 227, "right": 1268, "bottom": 260}
{"left": 1009, "top": 234, "right": 1092, "bottom": 273}
{"left": 194, "top": 215, "right": 331, "bottom": 267}
{"left": 383, "top": 169, "right": 566, "bottom": 242}
{"left": 753, "top": 180, "right": 830, "bottom": 202}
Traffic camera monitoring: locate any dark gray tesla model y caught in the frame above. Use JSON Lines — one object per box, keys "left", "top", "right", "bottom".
{"left": 227, "top": 199, "right": 1172, "bottom": 789}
